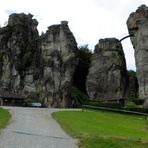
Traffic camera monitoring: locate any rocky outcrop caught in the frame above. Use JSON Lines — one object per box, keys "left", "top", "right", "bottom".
{"left": 40, "top": 21, "right": 78, "bottom": 107}
{"left": 126, "top": 71, "right": 139, "bottom": 99}
{"left": 0, "top": 13, "right": 41, "bottom": 98}
{"left": 0, "top": 14, "right": 78, "bottom": 107}
{"left": 127, "top": 5, "right": 148, "bottom": 106}
{"left": 86, "top": 38, "right": 127, "bottom": 101}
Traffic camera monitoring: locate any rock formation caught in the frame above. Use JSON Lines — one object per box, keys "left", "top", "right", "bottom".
{"left": 127, "top": 5, "right": 148, "bottom": 105}
{"left": 40, "top": 21, "right": 78, "bottom": 107}
{"left": 126, "top": 71, "right": 139, "bottom": 99}
{"left": 86, "top": 38, "right": 127, "bottom": 101}
{"left": 0, "top": 13, "right": 78, "bottom": 107}
{"left": 0, "top": 13, "right": 41, "bottom": 98}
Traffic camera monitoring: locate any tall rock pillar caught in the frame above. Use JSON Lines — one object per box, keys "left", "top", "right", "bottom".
{"left": 0, "top": 13, "right": 41, "bottom": 98}
{"left": 127, "top": 5, "right": 148, "bottom": 105}
{"left": 41, "top": 21, "right": 78, "bottom": 107}
{"left": 86, "top": 38, "right": 127, "bottom": 101}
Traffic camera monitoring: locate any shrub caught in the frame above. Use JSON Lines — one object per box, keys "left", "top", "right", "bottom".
{"left": 131, "top": 99, "right": 145, "bottom": 105}
{"left": 24, "top": 98, "right": 36, "bottom": 107}
{"left": 124, "top": 100, "right": 148, "bottom": 113}
{"left": 85, "top": 101, "right": 122, "bottom": 109}
{"left": 71, "top": 86, "right": 89, "bottom": 107}
{"left": 126, "top": 101, "right": 137, "bottom": 108}
{"left": 127, "top": 70, "right": 137, "bottom": 77}
{"left": 124, "top": 107, "right": 148, "bottom": 113}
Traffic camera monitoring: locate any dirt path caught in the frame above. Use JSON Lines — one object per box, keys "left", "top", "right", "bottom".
{"left": 0, "top": 107, "right": 78, "bottom": 148}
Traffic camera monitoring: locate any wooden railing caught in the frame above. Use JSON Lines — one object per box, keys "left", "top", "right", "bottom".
{"left": 82, "top": 105, "right": 148, "bottom": 116}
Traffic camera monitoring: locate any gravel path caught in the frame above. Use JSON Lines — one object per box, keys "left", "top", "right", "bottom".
{"left": 0, "top": 107, "right": 78, "bottom": 148}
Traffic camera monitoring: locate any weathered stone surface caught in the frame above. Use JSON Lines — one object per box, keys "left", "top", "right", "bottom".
{"left": 0, "top": 13, "right": 41, "bottom": 98}
{"left": 86, "top": 38, "right": 127, "bottom": 101}
{"left": 127, "top": 5, "right": 148, "bottom": 106}
{"left": 126, "top": 73, "right": 139, "bottom": 99}
{"left": 39, "top": 21, "right": 78, "bottom": 107}
{"left": 0, "top": 13, "right": 78, "bottom": 108}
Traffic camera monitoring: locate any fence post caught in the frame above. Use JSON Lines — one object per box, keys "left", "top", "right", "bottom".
{"left": 82, "top": 105, "right": 84, "bottom": 112}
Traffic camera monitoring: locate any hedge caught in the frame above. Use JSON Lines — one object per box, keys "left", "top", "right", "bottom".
{"left": 131, "top": 99, "right": 145, "bottom": 105}
{"left": 85, "top": 101, "right": 122, "bottom": 109}
{"left": 124, "top": 107, "right": 148, "bottom": 113}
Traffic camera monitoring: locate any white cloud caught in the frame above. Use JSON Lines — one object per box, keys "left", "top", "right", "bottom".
{"left": 0, "top": 0, "right": 148, "bottom": 70}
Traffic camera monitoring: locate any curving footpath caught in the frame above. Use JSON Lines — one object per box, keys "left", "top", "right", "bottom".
{"left": 0, "top": 107, "right": 78, "bottom": 148}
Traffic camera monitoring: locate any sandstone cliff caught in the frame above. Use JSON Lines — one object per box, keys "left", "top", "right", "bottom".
{"left": 40, "top": 21, "right": 78, "bottom": 107}
{"left": 0, "top": 14, "right": 78, "bottom": 107}
{"left": 86, "top": 38, "right": 127, "bottom": 101}
{"left": 0, "top": 13, "right": 41, "bottom": 98}
{"left": 127, "top": 5, "right": 148, "bottom": 106}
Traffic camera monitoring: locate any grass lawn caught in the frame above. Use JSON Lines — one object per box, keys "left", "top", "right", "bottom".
{"left": 52, "top": 110, "right": 148, "bottom": 148}
{"left": 0, "top": 108, "right": 11, "bottom": 129}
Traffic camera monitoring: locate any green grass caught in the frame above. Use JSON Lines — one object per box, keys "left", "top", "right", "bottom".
{"left": 52, "top": 110, "right": 148, "bottom": 148}
{"left": 0, "top": 108, "right": 11, "bottom": 129}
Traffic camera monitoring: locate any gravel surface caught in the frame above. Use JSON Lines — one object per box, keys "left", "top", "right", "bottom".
{"left": 0, "top": 107, "right": 78, "bottom": 148}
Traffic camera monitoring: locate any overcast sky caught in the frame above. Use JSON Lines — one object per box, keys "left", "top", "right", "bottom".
{"left": 0, "top": 0, "right": 148, "bottom": 70}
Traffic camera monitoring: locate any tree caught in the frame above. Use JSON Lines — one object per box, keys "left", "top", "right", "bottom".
{"left": 127, "top": 70, "right": 137, "bottom": 77}
{"left": 73, "top": 44, "right": 92, "bottom": 94}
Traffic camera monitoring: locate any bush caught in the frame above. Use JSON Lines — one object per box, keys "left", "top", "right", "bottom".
{"left": 131, "top": 99, "right": 145, "bottom": 105}
{"left": 85, "top": 101, "right": 122, "bottom": 109}
{"left": 127, "top": 70, "right": 137, "bottom": 77}
{"left": 124, "top": 107, "right": 148, "bottom": 113}
{"left": 24, "top": 98, "right": 36, "bottom": 107}
{"left": 126, "top": 101, "right": 137, "bottom": 108}
{"left": 124, "top": 100, "right": 148, "bottom": 113}
{"left": 71, "top": 86, "right": 89, "bottom": 107}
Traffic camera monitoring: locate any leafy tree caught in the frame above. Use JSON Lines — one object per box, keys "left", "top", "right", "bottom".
{"left": 71, "top": 86, "right": 89, "bottom": 107}
{"left": 127, "top": 70, "right": 137, "bottom": 77}
{"left": 73, "top": 44, "right": 92, "bottom": 94}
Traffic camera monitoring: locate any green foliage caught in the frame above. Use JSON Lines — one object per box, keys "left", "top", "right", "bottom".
{"left": 85, "top": 101, "right": 122, "bottom": 109}
{"left": 131, "top": 99, "right": 145, "bottom": 105}
{"left": 73, "top": 44, "right": 92, "bottom": 94}
{"left": 124, "top": 100, "right": 148, "bottom": 113}
{"left": 71, "top": 86, "right": 89, "bottom": 107}
{"left": 127, "top": 70, "right": 137, "bottom": 77}
{"left": 124, "top": 107, "right": 148, "bottom": 113}
{"left": 0, "top": 108, "right": 11, "bottom": 129}
{"left": 126, "top": 101, "right": 137, "bottom": 108}
{"left": 24, "top": 98, "right": 36, "bottom": 106}
{"left": 53, "top": 111, "right": 148, "bottom": 148}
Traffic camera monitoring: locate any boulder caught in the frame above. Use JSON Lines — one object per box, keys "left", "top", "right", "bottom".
{"left": 86, "top": 38, "right": 127, "bottom": 101}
